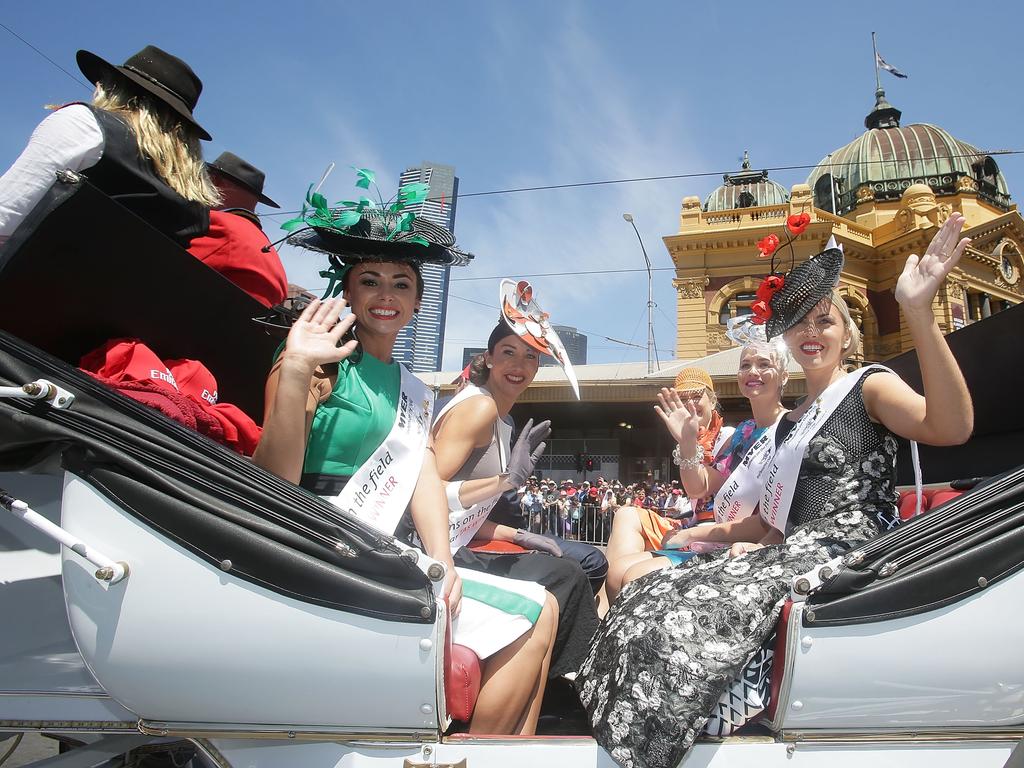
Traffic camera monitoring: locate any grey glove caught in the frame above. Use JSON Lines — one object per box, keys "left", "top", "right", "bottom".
{"left": 506, "top": 418, "right": 551, "bottom": 490}
{"left": 513, "top": 529, "right": 563, "bottom": 557}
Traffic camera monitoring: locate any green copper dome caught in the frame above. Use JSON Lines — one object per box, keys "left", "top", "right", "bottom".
{"left": 704, "top": 152, "right": 789, "bottom": 212}
{"left": 807, "top": 89, "right": 1011, "bottom": 214}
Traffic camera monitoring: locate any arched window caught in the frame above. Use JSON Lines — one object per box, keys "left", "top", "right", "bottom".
{"left": 974, "top": 156, "right": 1000, "bottom": 187}
{"left": 843, "top": 298, "right": 863, "bottom": 331}
{"left": 718, "top": 291, "right": 757, "bottom": 324}
{"left": 835, "top": 286, "right": 871, "bottom": 361}
{"left": 708, "top": 278, "right": 762, "bottom": 340}
{"left": 813, "top": 174, "right": 841, "bottom": 213}
{"left": 735, "top": 191, "right": 756, "bottom": 208}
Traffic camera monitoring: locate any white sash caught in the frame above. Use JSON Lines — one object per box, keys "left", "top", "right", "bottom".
{"left": 713, "top": 420, "right": 781, "bottom": 524}
{"left": 322, "top": 365, "right": 434, "bottom": 536}
{"left": 760, "top": 365, "right": 891, "bottom": 534}
{"left": 433, "top": 384, "right": 511, "bottom": 551}
{"left": 714, "top": 365, "right": 924, "bottom": 533}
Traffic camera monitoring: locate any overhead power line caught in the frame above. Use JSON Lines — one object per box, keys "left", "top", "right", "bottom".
{"left": 0, "top": 22, "right": 92, "bottom": 91}
{"left": 8, "top": 17, "right": 1020, "bottom": 221}
{"left": 452, "top": 266, "right": 675, "bottom": 283}
{"left": 261, "top": 148, "right": 1024, "bottom": 218}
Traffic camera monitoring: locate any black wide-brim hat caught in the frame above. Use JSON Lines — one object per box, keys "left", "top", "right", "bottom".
{"left": 765, "top": 248, "right": 844, "bottom": 339}
{"left": 289, "top": 209, "right": 473, "bottom": 267}
{"left": 77, "top": 45, "right": 211, "bottom": 141}
{"left": 207, "top": 151, "right": 279, "bottom": 208}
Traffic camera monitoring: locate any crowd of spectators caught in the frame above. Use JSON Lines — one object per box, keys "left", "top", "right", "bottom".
{"left": 513, "top": 476, "right": 691, "bottom": 544}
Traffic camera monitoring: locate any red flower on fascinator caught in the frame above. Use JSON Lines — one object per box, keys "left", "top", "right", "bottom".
{"left": 756, "top": 234, "right": 780, "bottom": 258}
{"left": 751, "top": 300, "right": 771, "bottom": 324}
{"left": 786, "top": 212, "right": 811, "bottom": 236}
{"left": 751, "top": 273, "right": 785, "bottom": 324}
{"left": 756, "top": 274, "right": 784, "bottom": 301}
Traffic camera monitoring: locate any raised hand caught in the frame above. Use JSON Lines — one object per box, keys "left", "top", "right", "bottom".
{"left": 506, "top": 418, "right": 552, "bottom": 489}
{"left": 654, "top": 387, "right": 701, "bottom": 447}
{"left": 895, "top": 213, "right": 971, "bottom": 314}
{"left": 282, "top": 298, "right": 359, "bottom": 372}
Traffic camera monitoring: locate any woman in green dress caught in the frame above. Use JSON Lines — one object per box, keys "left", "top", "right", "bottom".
{"left": 254, "top": 218, "right": 558, "bottom": 735}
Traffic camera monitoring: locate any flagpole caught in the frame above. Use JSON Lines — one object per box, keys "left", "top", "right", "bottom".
{"left": 872, "top": 31, "right": 881, "bottom": 92}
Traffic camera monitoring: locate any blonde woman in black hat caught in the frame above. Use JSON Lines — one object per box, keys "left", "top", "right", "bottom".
{"left": 0, "top": 45, "right": 218, "bottom": 247}
{"left": 577, "top": 216, "right": 974, "bottom": 768}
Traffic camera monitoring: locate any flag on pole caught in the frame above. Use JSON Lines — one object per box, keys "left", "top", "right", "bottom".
{"left": 875, "top": 51, "right": 908, "bottom": 79}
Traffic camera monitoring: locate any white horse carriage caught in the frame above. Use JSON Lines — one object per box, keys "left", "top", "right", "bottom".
{"left": 1, "top": 174, "right": 1023, "bottom": 767}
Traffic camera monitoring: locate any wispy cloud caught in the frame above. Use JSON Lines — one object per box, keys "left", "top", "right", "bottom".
{"left": 277, "top": 5, "right": 709, "bottom": 370}
{"left": 441, "top": 5, "right": 706, "bottom": 369}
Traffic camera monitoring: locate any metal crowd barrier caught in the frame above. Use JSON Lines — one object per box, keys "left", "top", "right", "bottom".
{"left": 523, "top": 502, "right": 612, "bottom": 545}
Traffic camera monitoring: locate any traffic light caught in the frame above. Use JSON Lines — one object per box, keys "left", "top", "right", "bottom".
{"left": 585, "top": 457, "right": 594, "bottom": 471}
{"left": 575, "top": 452, "right": 583, "bottom": 472}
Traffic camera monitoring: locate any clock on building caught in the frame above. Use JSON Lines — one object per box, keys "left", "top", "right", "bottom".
{"left": 1000, "top": 254, "right": 1019, "bottom": 284}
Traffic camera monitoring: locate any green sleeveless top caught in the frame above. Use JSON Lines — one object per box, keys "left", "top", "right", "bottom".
{"left": 303, "top": 351, "right": 401, "bottom": 477}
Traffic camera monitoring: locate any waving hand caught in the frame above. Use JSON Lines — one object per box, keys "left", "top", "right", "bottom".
{"left": 896, "top": 213, "right": 971, "bottom": 313}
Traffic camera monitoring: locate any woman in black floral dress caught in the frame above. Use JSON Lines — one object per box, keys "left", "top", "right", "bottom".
{"left": 577, "top": 216, "right": 976, "bottom": 768}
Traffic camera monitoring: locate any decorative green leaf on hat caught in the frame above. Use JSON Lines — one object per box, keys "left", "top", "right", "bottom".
{"left": 279, "top": 165, "right": 432, "bottom": 245}
{"left": 354, "top": 167, "right": 375, "bottom": 190}
{"left": 319, "top": 257, "right": 351, "bottom": 299}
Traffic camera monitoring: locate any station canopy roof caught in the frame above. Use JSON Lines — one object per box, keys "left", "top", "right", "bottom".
{"left": 418, "top": 345, "right": 805, "bottom": 392}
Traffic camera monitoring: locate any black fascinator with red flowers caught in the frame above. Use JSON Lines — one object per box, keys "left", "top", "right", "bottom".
{"left": 763, "top": 248, "right": 844, "bottom": 339}
{"left": 750, "top": 212, "right": 844, "bottom": 339}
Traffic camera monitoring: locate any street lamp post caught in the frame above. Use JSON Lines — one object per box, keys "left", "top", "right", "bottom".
{"left": 622, "top": 213, "right": 657, "bottom": 373}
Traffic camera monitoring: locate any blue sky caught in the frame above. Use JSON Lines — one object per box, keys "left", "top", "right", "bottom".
{"left": 3, "top": 1, "right": 1022, "bottom": 370}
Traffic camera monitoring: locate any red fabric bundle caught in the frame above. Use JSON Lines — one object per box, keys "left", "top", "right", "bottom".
{"left": 80, "top": 339, "right": 261, "bottom": 455}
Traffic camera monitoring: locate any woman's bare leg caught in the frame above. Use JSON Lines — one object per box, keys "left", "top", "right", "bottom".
{"left": 604, "top": 506, "right": 651, "bottom": 602}
{"left": 622, "top": 555, "right": 672, "bottom": 588}
{"left": 469, "top": 592, "right": 557, "bottom": 735}
{"left": 606, "top": 551, "right": 655, "bottom": 603}
{"left": 595, "top": 583, "right": 609, "bottom": 619}
{"left": 514, "top": 594, "right": 559, "bottom": 735}
{"left": 605, "top": 506, "right": 647, "bottom": 563}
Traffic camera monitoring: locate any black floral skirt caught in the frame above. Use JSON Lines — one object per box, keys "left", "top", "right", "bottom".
{"left": 575, "top": 514, "right": 878, "bottom": 768}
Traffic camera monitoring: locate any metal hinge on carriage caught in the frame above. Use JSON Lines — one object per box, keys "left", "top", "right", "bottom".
{"left": 789, "top": 555, "right": 844, "bottom": 603}
{"left": 0, "top": 379, "right": 75, "bottom": 409}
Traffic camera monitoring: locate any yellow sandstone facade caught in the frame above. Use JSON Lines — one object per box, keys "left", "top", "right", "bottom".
{"left": 666, "top": 91, "right": 1023, "bottom": 363}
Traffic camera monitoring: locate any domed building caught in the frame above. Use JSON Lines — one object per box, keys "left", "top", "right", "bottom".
{"left": 704, "top": 151, "right": 789, "bottom": 211}
{"left": 664, "top": 87, "right": 1023, "bottom": 363}
{"left": 806, "top": 90, "right": 1011, "bottom": 219}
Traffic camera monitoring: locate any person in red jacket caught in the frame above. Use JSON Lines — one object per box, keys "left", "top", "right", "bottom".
{"left": 188, "top": 152, "right": 288, "bottom": 307}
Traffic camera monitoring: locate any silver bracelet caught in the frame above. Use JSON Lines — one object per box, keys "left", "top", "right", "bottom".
{"left": 672, "top": 444, "right": 704, "bottom": 471}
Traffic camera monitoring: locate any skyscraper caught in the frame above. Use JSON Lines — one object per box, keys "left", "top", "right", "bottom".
{"left": 539, "top": 325, "right": 587, "bottom": 367}
{"left": 392, "top": 162, "right": 459, "bottom": 372}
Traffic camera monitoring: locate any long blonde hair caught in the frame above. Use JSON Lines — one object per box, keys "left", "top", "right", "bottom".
{"left": 91, "top": 82, "right": 221, "bottom": 206}
{"left": 829, "top": 289, "right": 862, "bottom": 356}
